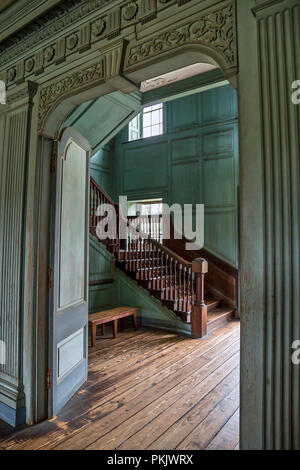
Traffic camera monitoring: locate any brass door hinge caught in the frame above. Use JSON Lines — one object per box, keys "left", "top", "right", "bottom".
{"left": 46, "top": 369, "right": 52, "bottom": 390}
{"left": 48, "top": 267, "right": 53, "bottom": 289}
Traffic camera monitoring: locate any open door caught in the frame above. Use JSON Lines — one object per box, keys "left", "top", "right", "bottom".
{"left": 49, "top": 128, "right": 90, "bottom": 417}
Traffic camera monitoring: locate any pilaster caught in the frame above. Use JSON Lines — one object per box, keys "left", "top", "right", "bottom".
{"left": 0, "top": 81, "right": 38, "bottom": 426}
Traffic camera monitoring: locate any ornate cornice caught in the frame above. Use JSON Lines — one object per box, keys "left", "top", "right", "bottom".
{"left": 0, "top": 0, "right": 112, "bottom": 67}
{"left": 125, "top": 1, "right": 237, "bottom": 73}
{"left": 0, "top": 0, "right": 193, "bottom": 76}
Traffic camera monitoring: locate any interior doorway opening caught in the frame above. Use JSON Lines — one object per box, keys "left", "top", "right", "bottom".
{"left": 56, "top": 66, "right": 241, "bottom": 447}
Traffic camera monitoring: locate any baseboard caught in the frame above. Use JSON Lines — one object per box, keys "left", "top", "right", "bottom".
{"left": 0, "top": 402, "right": 26, "bottom": 428}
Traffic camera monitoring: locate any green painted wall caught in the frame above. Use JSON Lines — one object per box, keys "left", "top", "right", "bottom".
{"left": 90, "top": 144, "right": 113, "bottom": 195}
{"left": 111, "top": 84, "right": 239, "bottom": 267}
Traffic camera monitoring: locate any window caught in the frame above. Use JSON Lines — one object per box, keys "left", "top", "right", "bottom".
{"left": 128, "top": 103, "right": 164, "bottom": 141}
{"left": 128, "top": 199, "right": 163, "bottom": 242}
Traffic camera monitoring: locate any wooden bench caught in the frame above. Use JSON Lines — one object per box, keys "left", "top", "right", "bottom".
{"left": 89, "top": 306, "right": 138, "bottom": 347}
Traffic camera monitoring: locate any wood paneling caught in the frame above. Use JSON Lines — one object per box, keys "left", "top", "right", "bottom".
{"left": 112, "top": 85, "right": 239, "bottom": 268}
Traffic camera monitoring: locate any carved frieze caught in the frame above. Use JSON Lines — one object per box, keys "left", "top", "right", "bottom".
{"left": 38, "top": 61, "right": 104, "bottom": 132}
{"left": 125, "top": 2, "right": 237, "bottom": 72}
{"left": 0, "top": 0, "right": 177, "bottom": 85}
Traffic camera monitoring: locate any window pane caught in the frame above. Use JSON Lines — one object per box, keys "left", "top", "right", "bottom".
{"left": 143, "top": 112, "right": 152, "bottom": 127}
{"left": 152, "top": 110, "right": 160, "bottom": 125}
{"left": 152, "top": 125, "right": 160, "bottom": 136}
{"left": 141, "top": 103, "right": 164, "bottom": 140}
{"left": 143, "top": 127, "right": 152, "bottom": 138}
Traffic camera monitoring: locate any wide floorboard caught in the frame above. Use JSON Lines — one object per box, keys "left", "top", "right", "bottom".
{"left": 0, "top": 321, "right": 240, "bottom": 450}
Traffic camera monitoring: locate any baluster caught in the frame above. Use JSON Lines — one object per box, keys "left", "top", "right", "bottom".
{"left": 150, "top": 242, "right": 154, "bottom": 288}
{"left": 159, "top": 251, "right": 163, "bottom": 294}
{"left": 179, "top": 263, "right": 182, "bottom": 312}
{"left": 170, "top": 257, "right": 173, "bottom": 301}
{"left": 90, "top": 181, "right": 92, "bottom": 229}
{"left": 156, "top": 248, "right": 159, "bottom": 291}
{"left": 174, "top": 260, "right": 177, "bottom": 307}
{"left": 165, "top": 255, "right": 169, "bottom": 300}
{"left": 93, "top": 183, "right": 96, "bottom": 228}
{"left": 191, "top": 258, "right": 208, "bottom": 338}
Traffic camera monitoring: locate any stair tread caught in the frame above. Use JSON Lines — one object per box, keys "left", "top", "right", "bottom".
{"left": 206, "top": 299, "right": 221, "bottom": 308}
{"left": 207, "top": 307, "right": 234, "bottom": 324}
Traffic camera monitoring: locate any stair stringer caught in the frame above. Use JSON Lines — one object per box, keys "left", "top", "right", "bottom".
{"left": 115, "top": 268, "right": 191, "bottom": 336}
{"left": 89, "top": 234, "right": 191, "bottom": 336}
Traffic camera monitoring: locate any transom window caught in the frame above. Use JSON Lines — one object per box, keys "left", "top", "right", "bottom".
{"left": 128, "top": 103, "right": 164, "bottom": 141}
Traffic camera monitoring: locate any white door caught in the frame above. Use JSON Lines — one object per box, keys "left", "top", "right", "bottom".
{"left": 49, "top": 127, "right": 90, "bottom": 416}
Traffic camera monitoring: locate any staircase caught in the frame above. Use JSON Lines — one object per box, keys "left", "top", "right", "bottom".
{"left": 90, "top": 177, "right": 235, "bottom": 337}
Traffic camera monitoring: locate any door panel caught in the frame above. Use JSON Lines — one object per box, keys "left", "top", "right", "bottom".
{"left": 59, "top": 140, "right": 87, "bottom": 309}
{"left": 49, "top": 128, "right": 90, "bottom": 417}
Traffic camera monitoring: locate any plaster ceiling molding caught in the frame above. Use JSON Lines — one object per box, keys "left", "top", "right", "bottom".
{"left": 0, "top": 0, "right": 114, "bottom": 68}
{"left": 125, "top": 1, "right": 237, "bottom": 74}
{"left": 140, "top": 63, "right": 217, "bottom": 92}
{"left": 122, "top": 2, "right": 139, "bottom": 21}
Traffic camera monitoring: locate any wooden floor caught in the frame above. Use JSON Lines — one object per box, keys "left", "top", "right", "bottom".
{"left": 0, "top": 321, "right": 240, "bottom": 450}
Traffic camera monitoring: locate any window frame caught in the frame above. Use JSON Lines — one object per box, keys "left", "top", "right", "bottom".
{"left": 128, "top": 102, "right": 164, "bottom": 142}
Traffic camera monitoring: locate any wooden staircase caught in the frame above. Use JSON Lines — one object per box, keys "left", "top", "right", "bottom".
{"left": 90, "top": 177, "right": 235, "bottom": 337}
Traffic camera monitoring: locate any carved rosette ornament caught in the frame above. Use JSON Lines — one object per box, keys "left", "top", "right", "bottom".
{"left": 66, "top": 33, "right": 79, "bottom": 50}
{"left": 92, "top": 18, "right": 106, "bottom": 37}
{"left": 7, "top": 67, "right": 16, "bottom": 82}
{"left": 126, "top": 2, "right": 237, "bottom": 72}
{"left": 44, "top": 46, "right": 55, "bottom": 63}
{"left": 38, "top": 61, "right": 104, "bottom": 132}
{"left": 25, "top": 58, "right": 34, "bottom": 73}
{"left": 122, "top": 2, "right": 138, "bottom": 21}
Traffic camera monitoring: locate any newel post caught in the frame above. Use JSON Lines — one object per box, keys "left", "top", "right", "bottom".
{"left": 191, "top": 258, "right": 208, "bottom": 338}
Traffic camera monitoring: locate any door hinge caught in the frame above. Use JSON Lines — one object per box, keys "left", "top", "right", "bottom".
{"left": 46, "top": 369, "right": 52, "bottom": 390}
{"left": 50, "top": 150, "right": 57, "bottom": 174}
{"left": 48, "top": 267, "right": 53, "bottom": 289}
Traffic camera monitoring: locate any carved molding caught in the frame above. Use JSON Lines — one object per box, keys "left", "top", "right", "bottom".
{"left": 125, "top": 1, "right": 237, "bottom": 73}
{"left": 0, "top": 0, "right": 184, "bottom": 85}
{"left": 38, "top": 61, "right": 104, "bottom": 132}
